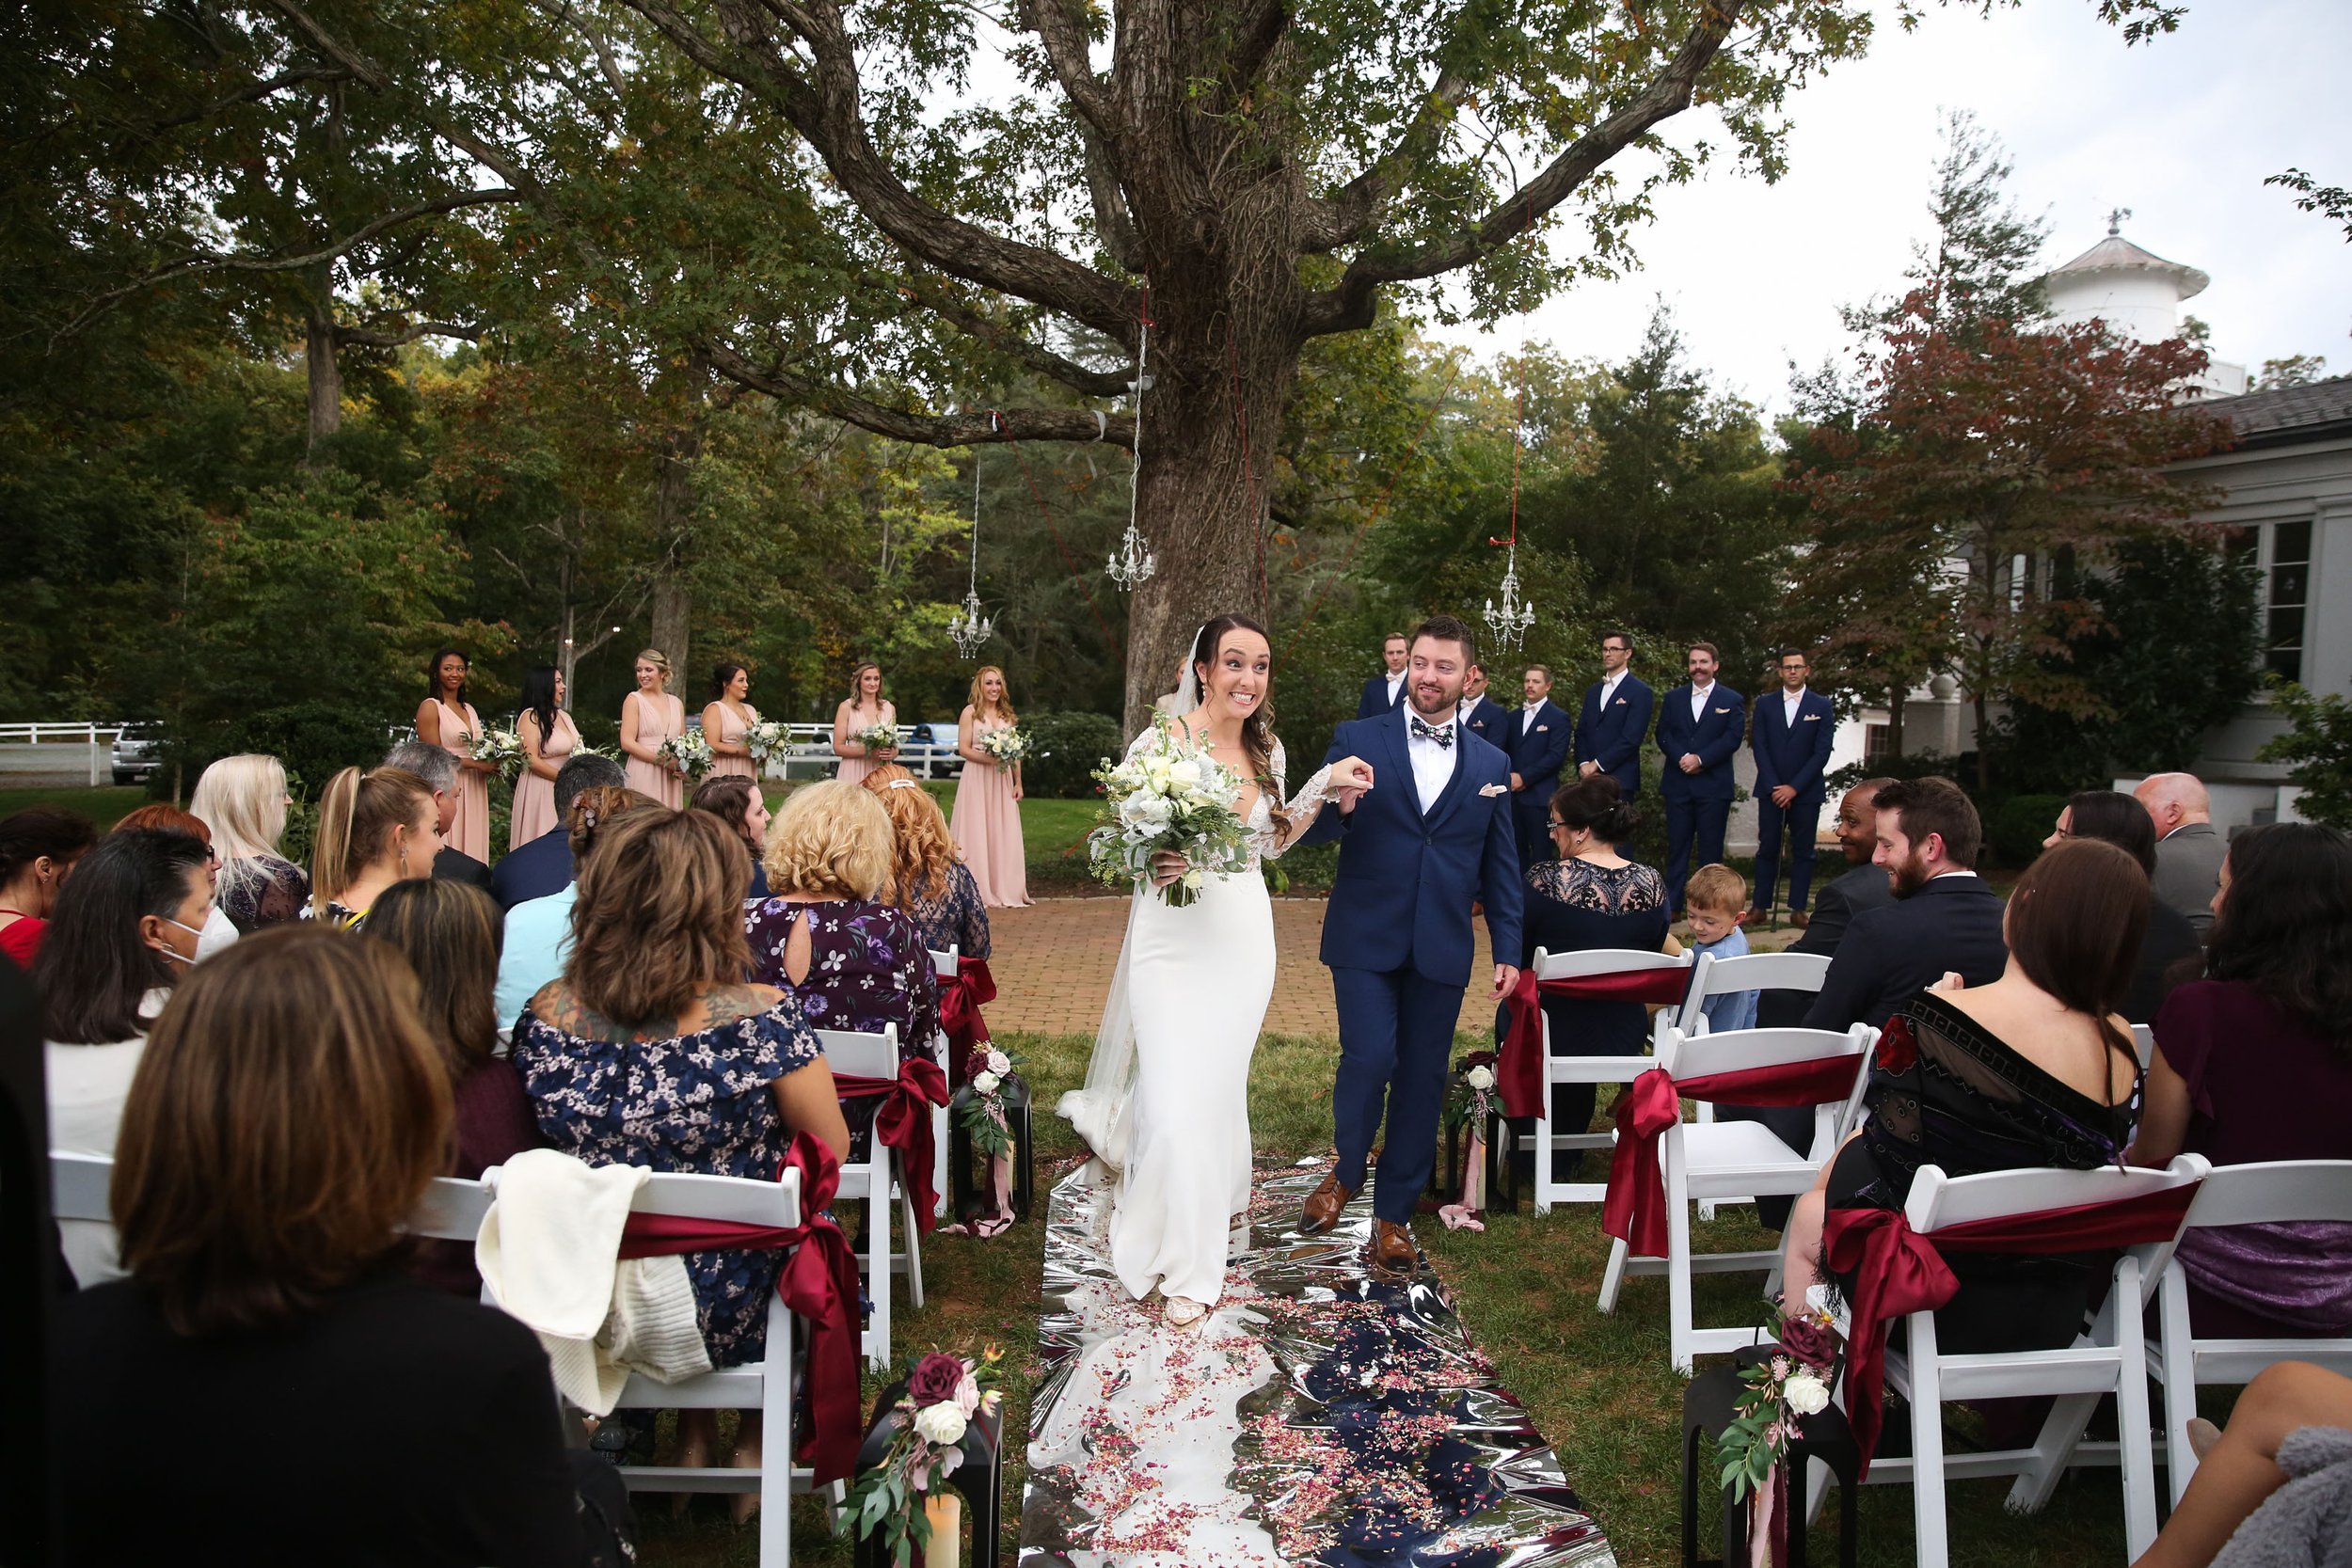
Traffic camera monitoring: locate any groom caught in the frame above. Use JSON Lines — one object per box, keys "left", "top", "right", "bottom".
{"left": 1295, "top": 614, "right": 1523, "bottom": 1272}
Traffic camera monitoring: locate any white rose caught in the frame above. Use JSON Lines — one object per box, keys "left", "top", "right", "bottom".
{"left": 986, "top": 1049, "right": 1011, "bottom": 1076}
{"left": 913, "top": 1402, "right": 967, "bottom": 1447}
{"left": 973, "top": 1069, "right": 1001, "bottom": 1094}
{"left": 1166, "top": 757, "right": 1200, "bottom": 788}
{"left": 1782, "top": 1369, "right": 1830, "bottom": 1417}
{"left": 1465, "top": 1065, "right": 1496, "bottom": 1091}
{"left": 1182, "top": 868, "right": 1203, "bottom": 891}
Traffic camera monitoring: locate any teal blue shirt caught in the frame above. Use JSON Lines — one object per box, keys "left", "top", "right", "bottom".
{"left": 496, "top": 885, "right": 576, "bottom": 1037}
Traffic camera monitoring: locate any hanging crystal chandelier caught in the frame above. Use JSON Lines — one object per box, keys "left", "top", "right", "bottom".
{"left": 1485, "top": 545, "right": 1536, "bottom": 649}
{"left": 1106, "top": 305, "right": 1156, "bottom": 589}
{"left": 948, "top": 420, "right": 996, "bottom": 657}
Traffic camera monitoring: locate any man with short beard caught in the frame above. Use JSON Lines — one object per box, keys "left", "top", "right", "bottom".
{"left": 1754, "top": 777, "right": 1896, "bottom": 1031}
{"left": 1801, "top": 775, "right": 2008, "bottom": 1033}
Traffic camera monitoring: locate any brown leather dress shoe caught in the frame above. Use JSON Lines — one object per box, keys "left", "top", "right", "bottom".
{"left": 1371, "top": 1219, "right": 1417, "bottom": 1274}
{"left": 1299, "top": 1174, "right": 1355, "bottom": 1234}
{"left": 1788, "top": 910, "right": 1810, "bottom": 928}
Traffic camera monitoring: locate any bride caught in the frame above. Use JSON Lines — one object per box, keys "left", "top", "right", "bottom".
{"left": 1059, "top": 613, "right": 1372, "bottom": 1327}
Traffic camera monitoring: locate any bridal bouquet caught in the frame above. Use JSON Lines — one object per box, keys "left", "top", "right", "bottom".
{"left": 856, "top": 721, "right": 906, "bottom": 755}
{"left": 657, "top": 730, "right": 714, "bottom": 778}
{"left": 1087, "top": 714, "right": 1249, "bottom": 908}
{"left": 977, "top": 726, "right": 1030, "bottom": 769}
{"left": 744, "top": 720, "right": 790, "bottom": 762}
{"left": 838, "top": 1346, "right": 1005, "bottom": 1565}
{"left": 471, "top": 726, "right": 527, "bottom": 783}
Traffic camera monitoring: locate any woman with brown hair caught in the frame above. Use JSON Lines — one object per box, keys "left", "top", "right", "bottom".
{"left": 494, "top": 785, "right": 660, "bottom": 1031}
{"left": 949, "top": 663, "right": 1029, "bottom": 907}
{"left": 306, "top": 765, "right": 441, "bottom": 929}
{"left": 830, "top": 659, "right": 897, "bottom": 786}
{"left": 2042, "top": 788, "right": 2201, "bottom": 1021}
{"left": 689, "top": 772, "right": 771, "bottom": 899}
{"left": 514, "top": 807, "right": 849, "bottom": 1497}
{"left": 0, "top": 805, "right": 98, "bottom": 965}
{"left": 51, "top": 926, "right": 582, "bottom": 1566}
{"left": 863, "top": 764, "right": 989, "bottom": 959}
{"left": 1777, "top": 836, "right": 2149, "bottom": 1354}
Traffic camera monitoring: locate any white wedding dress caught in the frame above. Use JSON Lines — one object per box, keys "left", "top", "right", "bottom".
{"left": 1059, "top": 723, "right": 1333, "bottom": 1307}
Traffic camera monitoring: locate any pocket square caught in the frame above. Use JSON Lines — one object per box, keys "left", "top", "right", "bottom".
{"left": 1535, "top": 724, "right": 1549, "bottom": 732}
{"left": 1713, "top": 705, "right": 1732, "bottom": 715}
{"left": 1479, "top": 783, "right": 1508, "bottom": 797}
{"left": 1802, "top": 713, "right": 1821, "bottom": 722}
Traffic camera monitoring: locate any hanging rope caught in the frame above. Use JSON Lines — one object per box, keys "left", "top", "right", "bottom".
{"left": 1227, "top": 317, "right": 1268, "bottom": 619}
{"left": 1107, "top": 282, "right": 1156, "bottom": 587}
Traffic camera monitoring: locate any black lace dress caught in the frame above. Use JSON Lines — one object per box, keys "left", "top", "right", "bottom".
{"left": 1495, "top": 857, "right": 1673, "bottom": 1142}
{"left": 903, "top": 862, "right": 991, "bottom": 961}
{"left": 1828, "top": 990, "right": 2143, "bottom": 1354}
{"left": 218, "top": 854, "right": 310, "bottom": 933}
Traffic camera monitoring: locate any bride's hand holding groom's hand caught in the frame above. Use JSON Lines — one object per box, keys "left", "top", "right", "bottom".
{"left": 1328, "top": 756, "right": 1375, "bottom": 813}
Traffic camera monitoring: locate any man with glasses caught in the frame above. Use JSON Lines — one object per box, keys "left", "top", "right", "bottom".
{"left": 1573, "top": 630, "right": 1654, "bottom": 800}
{"left": 1653, "top": 641, "right": 1746, "bottom": 918}
{"left": 1748, "top": 646, "right": 1836, "bottom": 926}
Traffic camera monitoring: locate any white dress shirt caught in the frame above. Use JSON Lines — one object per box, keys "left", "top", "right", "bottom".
{"left": 1598, "top": 671, "right": 1625, "bottom": 707}
{"left": 1406, "top": 714, "right": 1459, "bottom": 814}
{"left": 1521, "top": 703, "right": 1541, "bottom": 736}
{"left": 1783, "top": 686, "right": 1806, "bottom": 724}
{"left": 1386, "top": 671, "right": 1406, "bottom": 705}
{"left": 1688, "top": 680, "right": 1715, "bottom": 721}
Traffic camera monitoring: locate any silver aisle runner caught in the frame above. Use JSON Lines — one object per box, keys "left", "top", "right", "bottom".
{"left": 1022, "top": 1161, "right": 1616, "bottom": 1567}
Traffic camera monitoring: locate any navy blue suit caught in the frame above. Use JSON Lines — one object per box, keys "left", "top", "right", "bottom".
{"left": 1458, "top": 694, "right": 1511, "bottom": 755}
{"left": 1654, "top": 682, "right": 1747, "bottom": 911}
{"left": 1357, "top": 672, "right": 1406, "bottom": 720}
{"left": 487, "top": 830, "right": 573, "bottom": 913}
{"left": 1297, "top": 706, "right": 1523, "bottom": 1223}
{"left": 1749, "top": 688, "right": 1837, "bottom": 914}
{"left": 1576, "top": 674, "right": 1655, "bottom": 798}
{"left": 1504, "top": 698, "right": 1573, "bottom": 873}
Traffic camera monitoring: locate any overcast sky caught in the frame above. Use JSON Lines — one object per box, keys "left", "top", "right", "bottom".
{"left": 1422, "top": 0, "right": 2352, "bottom": 418}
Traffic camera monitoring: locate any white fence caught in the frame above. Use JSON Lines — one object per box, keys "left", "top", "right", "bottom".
{"left": 765, "top": 721, "right": 962, "bottom": 781}
{"left": 0, "top": 722, "right": 134, "bottom": 786}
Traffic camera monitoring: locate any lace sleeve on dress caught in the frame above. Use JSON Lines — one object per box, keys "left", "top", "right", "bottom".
{"left": 1251, "top": 740, "right": 1335, "bottom": 863}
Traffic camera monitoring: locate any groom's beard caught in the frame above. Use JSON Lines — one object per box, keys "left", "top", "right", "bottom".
{"left": 1408, "top": 681, "right": 1462, "bottom": 718}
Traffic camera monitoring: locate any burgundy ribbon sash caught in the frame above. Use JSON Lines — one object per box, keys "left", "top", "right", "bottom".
{"left": 614, "top": 1132, "right": 864, "bottom": 1483}
{"left": 1821, "top": 1181, "right": 2201, "bottom": 1475}
{"left": 1498, "top": 964, "right": 1692, "bottom": 1119}
{"left": 939, "top": 958, "right": 997, "bottom": 1085}
{"left": 1599, "top": 1054, "right": 1864, "bottom": 1259}
{"left": 834, "top": 1055, "right": 951, "bottom": 1234}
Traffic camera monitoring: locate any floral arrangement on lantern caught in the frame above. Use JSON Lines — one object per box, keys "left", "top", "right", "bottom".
{"left": 1087, "top": 713, "right": 1249, "bottom": 908}
{"left": 1438, "top": 1051, "right": 1501, "bottom": 1231}
{"left": 471, "top": 726, "right": 527, "bottom": 783}
{"left": 840, "top": 1346, "right": 1006, "bottom": 1565}
{"left": 657, "top": 729, "right": 714, "bottom": 778}
{"left": 958, "top": 1046, "right": 1018, "bottom": 1156}
{"left": 1717, "top": 1295, "right": 1842, "bottom": 1553}
{"left": 744, "top": 720, "right": 791, "bottom": 762}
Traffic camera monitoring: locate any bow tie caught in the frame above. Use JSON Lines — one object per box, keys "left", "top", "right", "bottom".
{"left": 1408, "top": 717, "right": 1454, "bottom": 749}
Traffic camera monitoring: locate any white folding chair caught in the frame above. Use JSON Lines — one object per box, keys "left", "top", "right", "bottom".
{"left": 818, "top": 1022, "right": 925, "bottom": 1367}
{"left": 49, "top": 1149, "right": 111, "bottom": 1224}
{"left": 1677, "top": 949, "right": 1833, "bottom": 1218}
{"left": 1594, "top": 1021, "right": 1873, "bottom": 1371}
{"left": 2155, "top": 1159, "right": 2352, "bottom": 1504}
{"left": 1526, "top": 946, "right": 1693, "bottom": 1212}
{"left": 928, "top": 946, "right": 960, "bottom": 1220}
{"left": 1851, "top": 1155, "right": 2210, "bottom": 1568}
{"left": 2130, "top": 1022, "right": 2155, "bottom": 1069}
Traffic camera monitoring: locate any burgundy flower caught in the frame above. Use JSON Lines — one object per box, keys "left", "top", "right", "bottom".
{"left": 1874, "top": 1016, "right": 1917, "bottom": 1074}
{"left": 1458, "top": 1050, "right": 1498, "bottom": 1070}
{"left": 908, "top": 1352, "right": 966, "bottom": 1408}
{"left": 1777, "top": 1315, "right": 1841, "bottom": 1374}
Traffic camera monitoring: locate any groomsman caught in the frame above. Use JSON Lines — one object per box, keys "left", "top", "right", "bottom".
{"left": 1748, "top": 647, "right": 1837, "bottom": 922}
{"left": 1575, "top": 630, "right": 1654, "bottom": 799}
{"left": 1508, "top": 664, "right": 1573, "bottom": 873}
{"left": 1653, "top": 641, "right": 1746, "bottom": 915}
{"left": 1458, "top": 664, "right": 1510, "bottom": 752}
{"left": 1357, "top": 632, "right": 1411, "bottom": 719}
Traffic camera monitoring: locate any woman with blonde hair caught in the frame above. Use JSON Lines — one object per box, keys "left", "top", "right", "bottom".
{"left": 515, "top": 807, "right": 849, "bottom": 1501}
{"left": 191, "top": 753, "right": 310, "bottom": 931}
{"left": 306, "top": 766, "right": 441, "bottom": 929}
{"left": 830, "top": 659, "right": 898, "bottom": 786}
{"left": 748, "top": 779, "right": 940, "bottom": 1062}
{"left": 52, "top": 926, "right": 582, "bottom": 1564}
{"left": 619, "top": 645, "right": 687, "bottom": 809}
{"left": 863, "top": 765, "right": 988, "bottom": 960}
{"left": 949, "top": 663, "right": 1029, "bottom": 907}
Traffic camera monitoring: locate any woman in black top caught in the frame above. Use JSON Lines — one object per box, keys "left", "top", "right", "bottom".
{"left": 52, "top": 925, "right": 583, "bottom": 1568}
{"left": 2042, "top": 788, "right": 2201, "bottom": 1022}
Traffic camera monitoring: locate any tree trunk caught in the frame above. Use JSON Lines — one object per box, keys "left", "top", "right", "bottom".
{"left": 304, "top": 298, "right": 342, "bottom": 463}
{"left": 648, "top": 421, "right": 704, "bottom": 681}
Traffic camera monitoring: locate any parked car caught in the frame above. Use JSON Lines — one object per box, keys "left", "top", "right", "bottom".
{"left": 110, "top": 725, "right": 163, "bottom": 786}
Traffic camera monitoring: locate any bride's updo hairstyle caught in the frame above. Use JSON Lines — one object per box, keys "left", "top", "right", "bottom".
{"left": 1551, "top": 774, "right": 1639, "bottom": 846}
{"left": 1187, "top": 613, "right": 1283, "bottom": 818}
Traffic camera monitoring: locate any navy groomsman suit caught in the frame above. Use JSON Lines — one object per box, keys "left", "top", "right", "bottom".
{"left": 1576, "top": 673, "right": 1655, "bottom": 798}
{"left": 1506, "top": 696, "right": 1573, "bottom": 873}
{"left": 1654, "top": 678, "right": 1746, "bottom": 912}
{"left": 1357, "top": 668, "right": 1407, "bottom": 720}
{"left": 1749, "top": 683, "right": 1837, "bottom": 915}
{"left": 1459, "top": 690, "right": 1511, "bottom": 752}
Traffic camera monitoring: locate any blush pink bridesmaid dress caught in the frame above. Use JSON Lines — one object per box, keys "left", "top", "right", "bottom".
{"left": 623, "top": 692, "right": 686, "bottom": 810}
{"left": 436, "top": 699, "right": 490, "bottom": 862}
{"left": 507, "top": 709, "right": 579, "bottom": 848}
{"left": 950, "top": 719, "right": 1031, "bottom": 908}
{"left": 709, "top": 702, "right": 757, "bottom": 781}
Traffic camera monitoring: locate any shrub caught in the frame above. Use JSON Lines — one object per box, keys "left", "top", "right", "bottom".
{"left": 157, "top": 702, "right": 391, "bottom": 805}
{"left": 1021, "top": 710, "right": 1123, "bottom": 799}
{"left": 1990, "top": 793, "right": 2069, "bottom": 869}
{"left": 2259, "top": 680, "right": 2352, "bottom": 830}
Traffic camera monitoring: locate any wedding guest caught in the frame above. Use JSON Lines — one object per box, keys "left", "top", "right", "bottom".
{"left": 749, "top": 779, "right": 941, "bottom": 1063}
{"left": 2135, "top": 770, "right": 2227, "bottom": 938}
{"left": 1778, "top": 838, "right": 2147, "bottom": 1360}
{"left": 414, "top": 647, "right": 494, "bottom": 863}
{"left": 949, "top": 664, "right": 1029, "bottom": 908}
{"left": 1684, "top": 863, "right": 1757, "bottom": 1032}
{"left": 114, "top": 802, "right": 210, "bottom": 841}
{"left": 36, "top": 828, "right": 214, "bottom": 1286}
{"left": 690, "top": 773, "right": 771, "bottom": 899}
{"left": 54, "top": 926, "right": 583, "bottom": 1567}
{"left": 489, "top": 752, "right": 627, "bottom": 912}
{"left": 191, "top": 753, "right": 309, "bottom": 932}
{"left": 620, "top": 646, "right": 687, "bottom": 809}
{"left": 2131, "top": 823, "right": 2352, "bottom": 1339}
{"left": 508, "top": 665, "right": 580, "bottom": 850}
{"left": 832, "top": 660, "right": 898, "bottom": 786}
{"left": 1755, "top": 778, "right": 1895, "bottom": 1030}
{"left": 702, "top": 661, "right": 761, "bottom": 781}
{"left": 1500, "top": 775, "right": 1671, "bottom": 1169}
{"left": 2130, "top": 1361, "right": 2352, "bottom": 1568}
{"left": 1356, "top": 632, "right": 1409, "bottom": 719}
{"left": 494, "top": 786, "right": 660, "bottom": 1032}
{"left": 515, "top": 808, "right": 849, "bottom": 1504}
{"left": 865, "top": 764, "right": 990, "bottom": 960}
{"left": 385, "top": 739, "right": 494, "bottom": 891}
{"left": 0, "top": 806, "right": 98, "bottom": 966}
{"left": 308, "top": 766, "right": 441, "bottom": 929}
{"left": 2042, "top": 789, "right": 2201, "bottom": 1022}
{"left": 364, "top": 878, "right": 543, "bottom": 1297}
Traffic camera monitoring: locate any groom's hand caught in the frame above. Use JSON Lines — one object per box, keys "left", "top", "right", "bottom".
{"left": 1492, "top": 963, "right": 1520, "bottom": 1000}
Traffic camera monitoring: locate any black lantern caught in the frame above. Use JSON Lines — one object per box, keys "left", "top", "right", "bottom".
{"left": 850, "top": 1378, "right": 1007, "bottom": 1568}
{"left": 946, "top": 1069, "right": 1035, "bottom": 1228}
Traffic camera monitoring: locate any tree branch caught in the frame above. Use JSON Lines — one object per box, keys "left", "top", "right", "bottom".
{"left": 703, "top": 337, "right": 1134, "bottom": 449}
{"left": 1013, "top": 0, "right": 1116, "bottom": 135}
{"left": 896, "top": 270, "right": 1131, "bottom": 397}
{"left": 138, "top": 66, "right": 352, "bottom": 135}
{"left": 1308, "top": 67, "right": 1474, "bottom": 251}
{"left": 336, "top": 318, "right": 485, "bottom": 348}
{"left": 265, "top": 0, "right": 389, "bottom": 90}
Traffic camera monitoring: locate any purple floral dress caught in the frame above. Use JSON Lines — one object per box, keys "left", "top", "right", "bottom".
{"left": 511, "top": 997, "right": 821, "bottom": 1366}
{"left": 742, "top": 895, "right": 942, "bottom": 1064}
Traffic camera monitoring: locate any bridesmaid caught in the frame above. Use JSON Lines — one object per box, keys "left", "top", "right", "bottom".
{"left": 831, "top": 660, "right": 898, "bottom": 787}
{"left": 414, "top": 649, "right": 492, "bottom": 863}
{"left": 703, "top": 661, "right": 760, "bottom": 782}
{"left": 619, "top": 647, "right": 687, "bottom": 810}
{"left": 508, "top": 665, "right": 579, "bottom": 849}
{"left": 950, "top": 664, "right": 1031, "bottom": 908}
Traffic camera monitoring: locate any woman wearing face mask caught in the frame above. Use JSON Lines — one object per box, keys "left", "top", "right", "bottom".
{"left": 306, "top": 767, "right": 443, "bottom": 930}
{"left": 111, "top": 806, "right": 243, "bottom": 961}
{"left": 33, "top": 828, "right": 216, "bottom": 1285}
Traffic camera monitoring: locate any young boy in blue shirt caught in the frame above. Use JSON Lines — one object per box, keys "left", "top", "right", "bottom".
{"left": 1685, "top": 863, "right": 1756, "bottom": 1032}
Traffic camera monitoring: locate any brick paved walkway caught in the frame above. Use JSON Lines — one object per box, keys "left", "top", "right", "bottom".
{"left": 984, "top": 895, "right": 1799, "bottom": 1037}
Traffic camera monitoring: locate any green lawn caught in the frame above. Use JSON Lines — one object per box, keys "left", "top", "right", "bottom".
{"left": 0, "top": 785, "right": 149, "bottom": 832}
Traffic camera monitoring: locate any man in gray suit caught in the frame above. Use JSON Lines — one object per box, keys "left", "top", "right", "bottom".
{"left": 2135, "top": 772, "right": 2227, "bottom": 937}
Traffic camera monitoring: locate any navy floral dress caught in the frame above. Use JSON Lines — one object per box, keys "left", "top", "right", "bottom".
{"left": 904, "top": 863, "right": 991, "bottom": 961}
{"left": 511, "top": 996, "right": 822, "bottom": 1366}
{"left": 742, "top": 895, "right": 942, "bottom": 1064}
